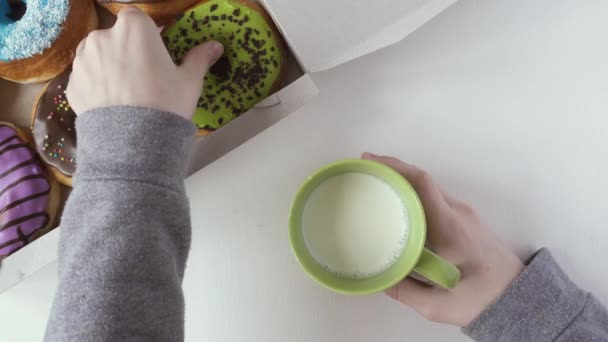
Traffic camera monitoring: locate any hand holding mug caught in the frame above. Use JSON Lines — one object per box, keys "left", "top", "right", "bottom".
{"left": 363, "top": 153, "right": 524, "bottom": 327}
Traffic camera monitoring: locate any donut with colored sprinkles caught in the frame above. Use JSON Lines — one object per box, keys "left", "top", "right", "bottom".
{"left": 31, "top": 70, "right": 77, "bottom": 187}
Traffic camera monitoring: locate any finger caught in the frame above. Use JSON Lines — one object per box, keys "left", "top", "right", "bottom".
{"left": 385, "top": 278, "right": 450, "bottom": 321}
{"left": 115, "top": 6, "right": 149, "bottom": 22}
{"left": 77, "top": 29, "right": 109, "bottom": 54}
{"left": 437, "top": 186, "right": 477, "bottom": 216}
{"left": 112, "top": 7, "right": 161, "bottom": 63}
{"left": 114, "top": 6, "right": 156, "bottom": 32}
{"left": 438, "top": 187, "right": 460, "bottom": 208}
{"left": 76, "top": 27, "right": 108, "bottom": 57}
{"left": 362, "top": 153, "right": 450, "bottom": 214}
{"left": 179, "top": 41, "right": 224, "bottom": 81}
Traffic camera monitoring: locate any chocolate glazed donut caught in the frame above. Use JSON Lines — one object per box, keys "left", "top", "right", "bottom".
{"left": 31, "top": 70, "right": 77, "bottom": 187}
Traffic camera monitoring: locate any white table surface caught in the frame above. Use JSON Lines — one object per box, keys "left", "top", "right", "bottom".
{"left": 2, "top": 0, "right": 608, "bottom": 340}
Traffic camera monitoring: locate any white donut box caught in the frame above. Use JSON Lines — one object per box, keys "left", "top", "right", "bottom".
{"left": 0, "top": 0, "right": 457, "bottom": 293}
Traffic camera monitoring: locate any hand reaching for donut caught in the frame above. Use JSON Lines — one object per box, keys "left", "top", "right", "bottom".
{"left": 67, "top": 7, "right": 224, "bottom": 120}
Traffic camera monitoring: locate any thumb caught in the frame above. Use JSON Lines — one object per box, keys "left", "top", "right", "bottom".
{"left": 385, "top": 278, "right": 450, "bottom": 321}
{"left": 180, "top": 41, "right": 224, "bottom": 81}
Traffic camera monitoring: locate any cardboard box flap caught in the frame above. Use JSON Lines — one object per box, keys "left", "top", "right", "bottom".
{"left": 262, "top": 0, "right": 457, "bottom": 72}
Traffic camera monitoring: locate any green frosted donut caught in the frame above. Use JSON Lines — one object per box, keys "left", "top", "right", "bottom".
{"left": 162, "top": 0, "right": 283, "bottom": 134}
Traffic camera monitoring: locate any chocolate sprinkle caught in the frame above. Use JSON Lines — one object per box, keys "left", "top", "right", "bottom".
{"left": 210, "top": 56, "right": 231, "bottom": 80}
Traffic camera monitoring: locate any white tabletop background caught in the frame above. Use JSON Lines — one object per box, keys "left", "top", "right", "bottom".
{"left": 2, "top": 0, "right": 608, "bottom": 340}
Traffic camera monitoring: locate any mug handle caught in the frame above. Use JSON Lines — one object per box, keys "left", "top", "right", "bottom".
{"left": 413, "top": 248, "right": 461, "bottom": 289}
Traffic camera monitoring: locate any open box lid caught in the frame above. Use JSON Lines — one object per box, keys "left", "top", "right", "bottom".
{"left": 261, "top": 0, "right": 458, "bottom": 72}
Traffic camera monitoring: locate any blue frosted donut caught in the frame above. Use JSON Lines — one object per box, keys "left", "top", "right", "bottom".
{"left": 0, "top": 0, "right": 69, "bottom": 61}
{"left": 0, "top": 0, "right": 96, "bottom": 83}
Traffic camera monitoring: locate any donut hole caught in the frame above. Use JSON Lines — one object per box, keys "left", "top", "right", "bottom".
{"left": 210, "top": 55, "right": 231, "bottom": 81}
{"left": 7, "top": 0, "right": 26, "bottom": 21}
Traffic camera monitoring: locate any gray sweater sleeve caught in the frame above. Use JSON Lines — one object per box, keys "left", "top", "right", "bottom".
{"left": 463, "top": 248, "right": 608, "bottom": 342}
{"left": 44, "top": 107, "right": 195, "bottom": 342}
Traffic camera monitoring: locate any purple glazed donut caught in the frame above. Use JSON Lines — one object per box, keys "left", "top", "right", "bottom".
{"left": 0, "top": 122, "right": 58, "bottom": 259}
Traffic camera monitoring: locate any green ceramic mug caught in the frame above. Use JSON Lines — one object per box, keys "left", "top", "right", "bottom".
{"left": 289, "top": 159, "right": 461, "bottom": 295}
